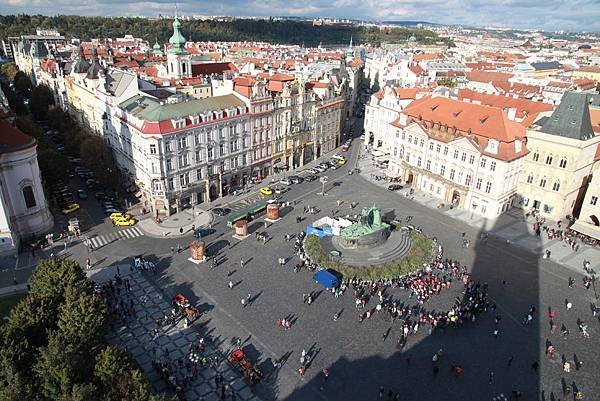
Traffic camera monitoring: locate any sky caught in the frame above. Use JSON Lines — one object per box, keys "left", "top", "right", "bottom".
{"left": 1, "top": 0, "right": 599, "bottom": 32}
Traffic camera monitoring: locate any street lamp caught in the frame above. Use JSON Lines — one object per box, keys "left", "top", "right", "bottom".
{"left": 470, "top": 202, "right": 478, "bottom": 220}
{"left": 320, "top": 176, "right": 328, "bottom": 196}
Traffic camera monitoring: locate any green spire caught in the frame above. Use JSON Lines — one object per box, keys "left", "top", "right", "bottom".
{"left": 168, "top": 17, "right": 188, "bottom": 55}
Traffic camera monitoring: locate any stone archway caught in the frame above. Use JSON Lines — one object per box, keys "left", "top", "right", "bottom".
{"left": 406, "top": 172, "right": 414, "bottom": 186}
{"left": 451, "top": 190, "right": 461, "bottom": 205}
{"left": 590, "top": 215, "right": 599, "bottom": 226}
{"left": 369, "top": 132, "right": 375, "bottom": 145}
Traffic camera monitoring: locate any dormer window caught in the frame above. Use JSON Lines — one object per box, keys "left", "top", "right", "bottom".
{"left": 172, "top": 119, "right": 185, "bottom": 129}
{"left": 485, "top": 139, "right": 499, "bottom": 154}
{"left": 190, "top": 115, "right": 199, "bottom": 125}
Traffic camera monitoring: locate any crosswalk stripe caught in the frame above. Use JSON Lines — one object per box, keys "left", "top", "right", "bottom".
{"left": 131, "top": 227, "right": 143, "bottom": 236}
{"left": 108, "top": 232, "right": 119, "bottom": 241}
{"left": 123, "top": 228, "right": 134, "bottom": 238}
{"left": 88, "top": 227, "right": 145, "bottom": 248}
{"left": 119, "top": 230, "right": 130, "bottom": 239}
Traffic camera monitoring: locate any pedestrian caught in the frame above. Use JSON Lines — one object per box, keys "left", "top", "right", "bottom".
{"left": 489, "top": 371, "right": 494, "bottom": 384}
{"left": 531, "top": 361, "right": 539, "bottom": 371}
{"left": 85, "top": 258, "right": 91, "bottom": 270}
{"left": 240, "top": 258, "right": 244, "bottom": 268}
{"left": 179, "top": 227, "right": 184, "bottom": 235}
{"left": 247, "top": 294, "right": 251, "bottom": 304}
{"left": 228, "top": 281, "right": 233, "bottom": 289}
{"left": 241, "top": 299, "right": 246, "bottom": 308}
{"left": 493, "top": 328, "right": 498, "bottom": 338}
{"left": 507, "top": 356, "right": 513, "bottom": 367}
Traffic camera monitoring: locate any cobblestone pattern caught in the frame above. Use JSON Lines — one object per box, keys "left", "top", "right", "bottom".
{"left": 101, "top": 264, "right": 262, "bottom": 401}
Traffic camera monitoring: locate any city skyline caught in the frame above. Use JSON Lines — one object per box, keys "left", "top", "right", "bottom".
{"left": 0, "top": 0, "right": 599, "bottom": 32}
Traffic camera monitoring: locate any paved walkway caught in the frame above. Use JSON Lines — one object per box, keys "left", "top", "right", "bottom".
{"left": 357, "top": 152, "right": 600, "bottom": 275}
{"left": 88, "top": 264, "right": 262, "bottom": 401}
{"left": 138, "top": 209, "right": 214, "bottom": 239}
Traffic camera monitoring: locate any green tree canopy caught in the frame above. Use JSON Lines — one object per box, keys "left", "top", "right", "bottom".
{"left": 30, "top": 84, "right": 55, "bottom": 120}
{"left": 1, "top": 62, "right": 18, "bottom": 81}
{"left": 12, "top": 71, "right": 31, "bottom": 96}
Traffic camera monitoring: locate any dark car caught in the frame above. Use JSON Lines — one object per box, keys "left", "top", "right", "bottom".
{"left": 388, "top": 184, "right": 403, "bottom": 191}
{"left": 212, "top": 207, "right": 231, "bottom": 216}
{"left": 304, "top": 175, "right": 318, "bottom": 182}
{"left": 289, "top": 176, "right": 304, "bottom": 184}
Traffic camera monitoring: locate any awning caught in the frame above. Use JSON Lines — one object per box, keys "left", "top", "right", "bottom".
{"left": 569, "top": 221, "right": 600, "bottom": 241}
{"left": 274, "top": 162, "right": 287, "bottom": 168}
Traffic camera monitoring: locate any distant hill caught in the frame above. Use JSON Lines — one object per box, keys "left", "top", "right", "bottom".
{"left": 0, "top": 14, "right": 452, "bottom": 47}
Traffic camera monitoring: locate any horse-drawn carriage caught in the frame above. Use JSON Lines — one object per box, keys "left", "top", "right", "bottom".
{"left": 172, "top": 294, "right": 200, "bottom": 321}
{"left": 228, "top": 348, "right": 262, "bottom": 384}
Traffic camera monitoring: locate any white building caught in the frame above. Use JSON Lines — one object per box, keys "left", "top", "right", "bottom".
{"left": 382, "top": 95, "right": 529, "bottom": 219}
{"left": 112, "top": 93, "right": 252, "bottom": 215}
{"left": 0, "top": 113, "right": 53, "bottom": 254}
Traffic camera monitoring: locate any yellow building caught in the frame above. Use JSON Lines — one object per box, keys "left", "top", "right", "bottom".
{"left": 517, "top": 91, "right": 600, "bottom": 221}
{"left": 65, "top": 47, "right": 103, "bottom": 134}
{"left": 569, "top": 66, "right": 600, "bottom": 83}
{"left": 571, "top": 158, "right": 600, "bottom": 240}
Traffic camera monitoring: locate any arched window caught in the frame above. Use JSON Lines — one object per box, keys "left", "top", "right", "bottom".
{"left": 559, "top": 157, "right": 567, "bottom": 168}
{"left": 170, "top": 62, "right": 174, "bottom": 72}
{"left": 532, "top": 151, "right": 540, "bottom": 162}
{"left": 22, "top": 186, "right": 36, "bottom": 208}
{"left": 182, "top": 62, "right": 187, "bottom": 74}
{"left": 552, "top": 181, "right": 560, "bottom": 192}
{"left": 545, "top": 154, "right": 553, "bottom": 165}
{"left": 539, "top": 176, "right": 547, "bottom": 188}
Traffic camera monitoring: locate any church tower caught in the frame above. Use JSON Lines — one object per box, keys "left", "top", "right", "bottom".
{"left": 167, "top": 16, "right": 191, "bottom": 79}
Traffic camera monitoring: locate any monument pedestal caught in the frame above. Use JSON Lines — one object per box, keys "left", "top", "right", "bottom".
{"left": 232, "top": 219, "right": 250, "bottom": 240}
{"left": 188, "top": 240, "right": 207, "bottom": 264}
{"left": 265, "top": 203, "right": 281, "bottom": 223}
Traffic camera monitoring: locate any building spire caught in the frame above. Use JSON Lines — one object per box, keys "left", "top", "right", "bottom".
{"left": 350, "top": 35, "right": 353, "bottom": 49}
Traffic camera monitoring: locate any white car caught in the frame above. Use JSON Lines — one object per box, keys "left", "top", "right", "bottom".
{"left": 332, "top": 154, "right": 344, "bottom": 161}
{"left": 274, "top": 186, "right": 290, "bottom": 194}
{"left": 279, "top": 178, "right": 292, "bottom": 186}
{"left": 306, "top": 168, "right": 319, "bottom": 174}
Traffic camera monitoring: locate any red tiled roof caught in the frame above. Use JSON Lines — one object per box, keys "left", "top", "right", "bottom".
{"left": 408, "top": 64, "right": 425, "bottom": 76}
{"left": 0, "top": 112, "right": 36, "bottom": 154}
{"left": 467, "top": 70, "right": 513, "bottom": 83}
{"left": 458, "top": 89, "right": 553, "bottom": 126}
{"left": 397, "top": 96, "right": 528, "bottom": 161}
{"left": 413, "top": 53, "right": 444, "bottom": 62}
{"left": 590, "top": 108, "right": 600, "bottom": 134}
{"left": 191, "top": 62, "right": 238, "bottom": 77}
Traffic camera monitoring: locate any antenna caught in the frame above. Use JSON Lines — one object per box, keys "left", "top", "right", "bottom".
{"left": 174, "top": 2, "right": 178, "bottom": 18}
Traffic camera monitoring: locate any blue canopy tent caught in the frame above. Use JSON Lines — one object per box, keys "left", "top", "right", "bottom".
{"left": 313, "top": 270, "right": 339, "bottom": 289}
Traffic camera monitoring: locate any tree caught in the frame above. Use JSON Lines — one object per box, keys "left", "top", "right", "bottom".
{"left": 80, "top": 136, "right": 119, "bottom": 190}
{"left": 12, "top": 71, "right": 31, "bottom": 96}
{"left": 1, "top": 62, "right": 19, "bottom": 81}
{"left": 30, "top": 84, "right": 55, "bottom": 120}
{"left": 437, "top": 77, "right": 457, "bottom": 88}
{"left": 57, "top": 286, "right": 107, "bottom": 349}
{"left": 34, "top": 332, "right": 88, "bottom": 401}
{"left": 28, "top": 259, "right": 91, "bottom": 306}
{"left": 37, "top": 148, "right": 70, "bottom": 187}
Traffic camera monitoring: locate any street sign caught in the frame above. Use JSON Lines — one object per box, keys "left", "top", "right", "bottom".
{"left": 320, "top": 176, "right": 328, "bottom": 183}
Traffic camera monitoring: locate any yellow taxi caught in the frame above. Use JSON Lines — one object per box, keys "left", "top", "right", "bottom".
{"left": 338, "top": 158, "right": 347, "bottom": 165}
{"left": 113, "top": 217, "right": 136, "bottom": 226}
{"left": 61, "top": 203, "right": 80, "bottom": 215}
{"left": 109, "top": 212, "right": 131, "bottom": 221}
{"left": 259, "top": 187, "right": 273, "bottom": 196}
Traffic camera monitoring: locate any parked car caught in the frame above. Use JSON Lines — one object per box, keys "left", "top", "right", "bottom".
{"left": 274, "top": 186, "right": 289, "bottom": 194}
{"left": 289, "top": 176, "right": 303, "bottom": 184}
{"left": 304, "top": 175, "right": 318, "bottom": 182}
{"left": 212, "top": 208, "right": 231, "bottom": 216}
{"left": 113, "top": 217, "right": 136, "bottom": 226}
{"left": 109, "top": 212, "right": 131, "bottom": 221}
{"left": 266, "top": 195, "right": 282, "bottom": 204}
{"left": 279, "top": 178, "right": 292, "bottom": 186}
{"left": 306, "top": 168, "right": 319, "bottom": 174}
{"left": 104, "top": 207, "right": 121, "bottom": 214}
{"left": 61, "top": 203, "right": 80, "bottom": 215}
{"left": 259, "top": 187, "right": 273, "bottom": 196}
{"left": 388, "top": 184, "right": 403, "bottom": 191}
